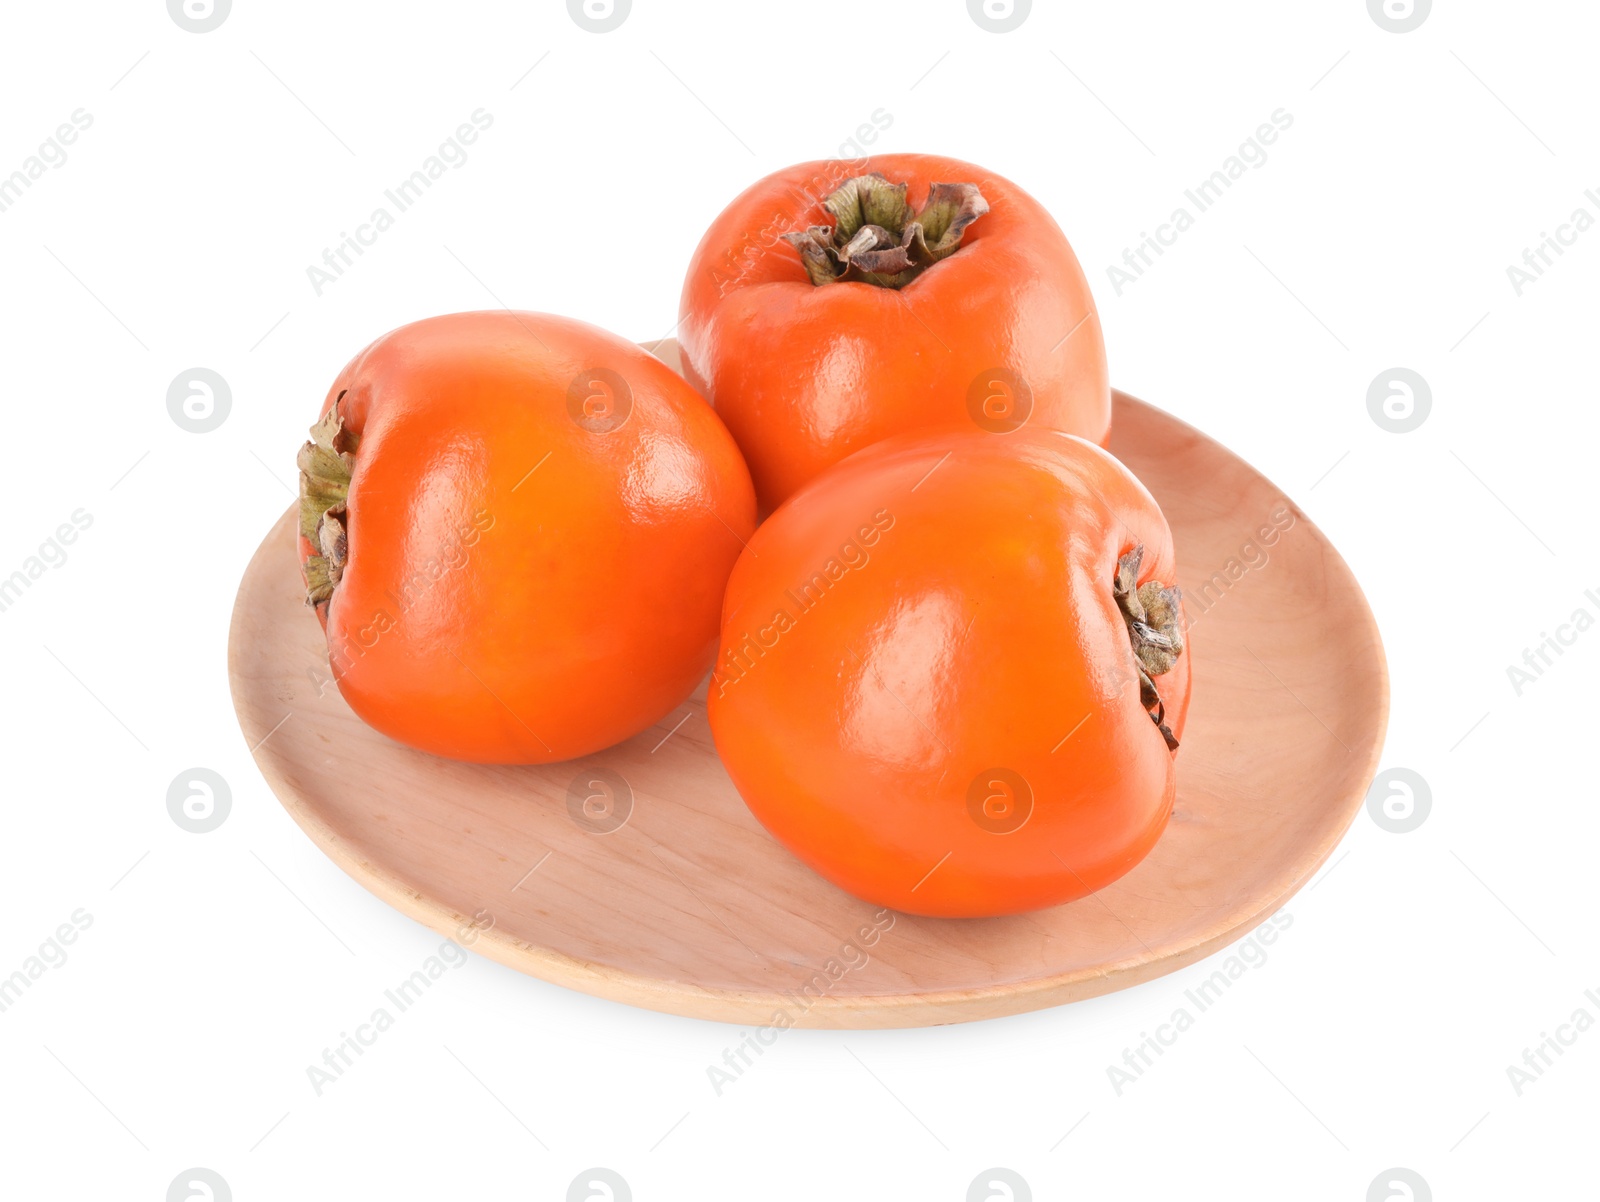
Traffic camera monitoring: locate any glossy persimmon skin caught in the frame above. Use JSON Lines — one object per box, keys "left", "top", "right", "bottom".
{"left": 706, "top": 429, "right": 1189, "bottom": 918}
{"left": 679, "top": 154, "right": 1110, "bottom": 512}
{"left": 301, "top": 311, "right": 756, "bottom": 764}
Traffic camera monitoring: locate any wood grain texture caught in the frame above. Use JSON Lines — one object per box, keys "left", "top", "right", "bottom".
{"left": 228, "top": 342, "right": 1388, "bottom": 1028}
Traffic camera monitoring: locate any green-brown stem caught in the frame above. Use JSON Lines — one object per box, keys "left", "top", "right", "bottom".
{"left": 781, "top": 174, "right": 989, "bottom": 289}
{"left": 1114, "top": 545, "right": 1185, "bottom": 751}
{"left": 297, "top": 394, "right": 358, "bottom": 607}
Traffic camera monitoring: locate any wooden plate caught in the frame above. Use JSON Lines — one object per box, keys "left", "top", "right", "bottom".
{"left": 228, "top": 343, "right": 1387, "bottom": 1028}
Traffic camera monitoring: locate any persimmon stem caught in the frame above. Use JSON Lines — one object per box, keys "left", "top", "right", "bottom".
{"left": 297, "top": 394, "right": 358, "bottom": 607}
{"left": 1114, "top": 545, "right": 1185, "bottom": 751}
{"left": 781, "top": 174, "right": 989, "bottom": 289}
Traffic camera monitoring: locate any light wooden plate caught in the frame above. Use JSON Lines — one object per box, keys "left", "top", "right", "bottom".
{"left": 228, "top": 342, "right": 1387, "bottom": 1028}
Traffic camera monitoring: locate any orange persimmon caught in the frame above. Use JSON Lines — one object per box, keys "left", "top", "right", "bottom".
{"left": 296, "top": 311, "right": 756, "bottom": 764}
{"left": 706, "top": 428, "right": 1189, "bottom": 918}
{"left": 679, "top": 154, "right": 1110, "bottom": 512}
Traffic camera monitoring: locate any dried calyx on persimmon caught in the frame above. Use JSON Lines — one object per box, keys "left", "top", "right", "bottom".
{"left": 781, "top": 173, "right": 989, "bottom": 290}
{"left": 1113, "top": 545, "right": 1185, "bottom": 751}
{"left": 297, "top": 393, "right": 356, "bottom": 608}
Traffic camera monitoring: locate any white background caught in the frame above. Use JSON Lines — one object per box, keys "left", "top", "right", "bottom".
{"left": 1, "top": 1, "right": 1594, "bottom": 1198}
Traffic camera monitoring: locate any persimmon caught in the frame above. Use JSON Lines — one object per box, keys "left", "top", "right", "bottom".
{"left": 679, "top": 154, "right": 1110, "bottom": 511}
{"left": 706, "top": 428, "right": 1189, "bottom": 918}
{"left": 296, "top": 311, "right": 756, "bottom": 764}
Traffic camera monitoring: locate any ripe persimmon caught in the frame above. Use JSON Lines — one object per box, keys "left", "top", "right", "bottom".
{"left": 679, "top": 154, "right": 1110, "bottom": 511}
{"left": 296, "top": 311, "right": 756, "bottom": 764}
{"left": 706, "top": 428, "right": 1189, "bottom": 917}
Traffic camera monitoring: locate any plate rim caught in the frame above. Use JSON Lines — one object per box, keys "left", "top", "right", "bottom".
{"left": 229, "top": 386, "right": 1389, "bottom": 1027}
